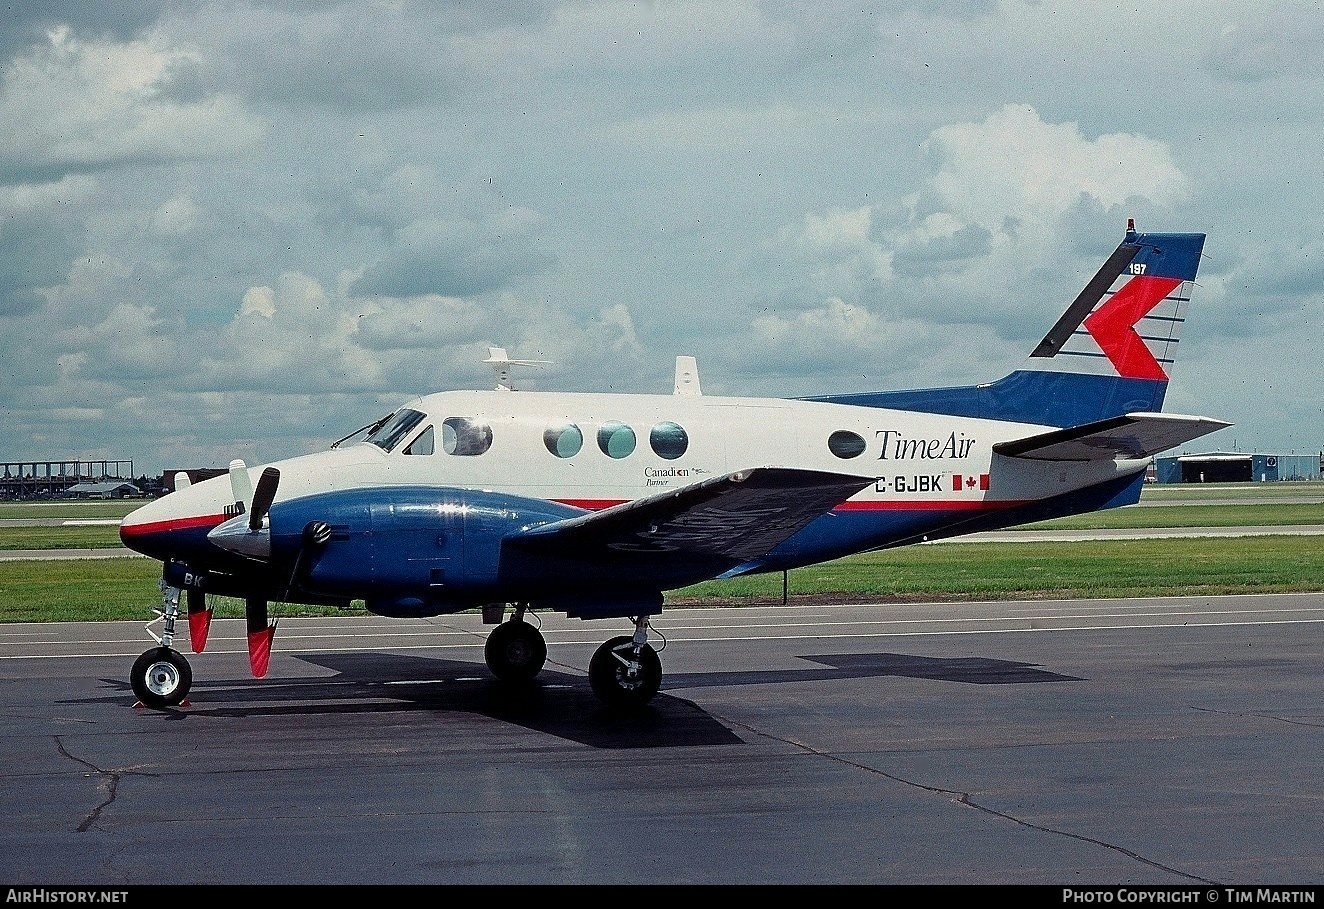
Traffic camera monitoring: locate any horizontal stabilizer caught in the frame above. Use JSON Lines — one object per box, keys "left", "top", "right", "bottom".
{"left": 993, "top": 412, "right": 1232, "bottom": 462}
{"left": 513, "top": 467, "right": 873, "bottom": 562}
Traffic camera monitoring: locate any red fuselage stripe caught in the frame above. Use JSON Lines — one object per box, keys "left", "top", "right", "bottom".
{"left": 833, "top": 499, "right": 1028, "bottom": 511}
{"left": 552, "top": 499, "right": 627, "bottom": 510}
{"left": 120, "top": 513, "right": 227, "bottom": 537}
{"left": 553, "top": 498, "right": 1027, "bottom": 513}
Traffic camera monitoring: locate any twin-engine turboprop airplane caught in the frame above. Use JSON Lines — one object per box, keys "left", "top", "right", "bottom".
{"left": 120, "top": 221, "right": 1229, "bottom": 710}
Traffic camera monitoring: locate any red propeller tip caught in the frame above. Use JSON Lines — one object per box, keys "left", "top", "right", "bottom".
{"left": 188, "top": 607, "right": 213, "bottom": 653}
{"left": 247, "top": 624, "right": 276, "bottom": 678}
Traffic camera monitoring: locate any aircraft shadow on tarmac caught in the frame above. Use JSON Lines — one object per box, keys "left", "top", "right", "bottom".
{"left": 86, "top": 650, "right": 1079, "bottom": 749}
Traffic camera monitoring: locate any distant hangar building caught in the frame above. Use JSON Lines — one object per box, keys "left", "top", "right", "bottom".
{"left": 1154, "top": 451, "right": 1323, "bottom": 484}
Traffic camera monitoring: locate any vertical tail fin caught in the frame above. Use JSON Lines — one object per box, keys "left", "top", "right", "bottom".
{"left": 804, "top": 221, "right": 1207, "bottom": 428}
{"left": 1025, "top": 220, "right": 1205, "bottom": 387}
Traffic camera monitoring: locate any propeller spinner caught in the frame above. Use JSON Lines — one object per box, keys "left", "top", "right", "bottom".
{"left": 207, "top": 465, "right": 280, "bottom": 560}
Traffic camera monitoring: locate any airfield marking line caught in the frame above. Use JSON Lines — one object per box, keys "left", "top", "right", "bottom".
{"left": 9, "top": 616, "right": 1324, "bottom": 661}
{"left": 12, "top": 606, "right": 1323, "bottom": 647}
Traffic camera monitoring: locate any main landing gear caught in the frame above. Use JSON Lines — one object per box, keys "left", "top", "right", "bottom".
{"left": 483, "top": 607, "right": 663, "bottom": 708}
{"left": 130, "top": 582, "right": 194, "bottom": 709}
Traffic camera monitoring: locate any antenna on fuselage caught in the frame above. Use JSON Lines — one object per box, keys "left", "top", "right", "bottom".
{"left": 484, "top": 346, "right": 551, "bottom": 391}
{"left": 674, "top": 355, "right": 702, "bottom": 396}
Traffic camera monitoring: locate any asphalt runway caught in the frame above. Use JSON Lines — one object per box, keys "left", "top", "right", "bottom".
{"left": 2, "top": 594, "right": 1322, "bottom": 886}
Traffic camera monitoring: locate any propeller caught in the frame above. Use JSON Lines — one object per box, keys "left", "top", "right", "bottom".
{"left": 228, "top": 459, "right": 253, "bottom": 514}
{"left": 246, "top": 467, "right": 281, "bottom": 677}
{"left": 219, "top": 460, "right": 283, "bottom": 678}
{"left": 246, "top": 595, "right": 275, "bottom": 678}
{"left": 249, "top": 467, "right": 280, "bottom": 532}
{"left": 186, "top": 588, "right": 211, "bottom": 653}
{"left": 283, "top": 520, "right": 333, "bottom": 601}
{"left": 176, "top": 470, "right": 213, "bottom": 651}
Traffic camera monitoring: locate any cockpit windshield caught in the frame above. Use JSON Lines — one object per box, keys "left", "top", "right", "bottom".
{"left": 364, "top": 408, "right": 427, "bottom": 452}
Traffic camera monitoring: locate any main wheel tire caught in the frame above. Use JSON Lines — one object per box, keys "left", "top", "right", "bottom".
{"left": 484, "top": 621, "right": 547, "bottom": 682}
{"left": 130, "top": 647, "right": 192, "bottom": 709}
{"left": 589, "top": 635, "right": 661, "bottom": 708}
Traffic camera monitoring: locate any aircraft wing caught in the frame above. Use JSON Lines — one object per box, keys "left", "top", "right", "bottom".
{"left": 511, "top": 467, "right": 874, "bottom": 561}
{"left": 993, "top": 412, "right": 1232, "bottom": 462}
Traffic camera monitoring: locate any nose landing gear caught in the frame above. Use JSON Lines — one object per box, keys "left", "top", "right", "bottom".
{"left": 130, "top": 580, "right": 194, "bottom": 709}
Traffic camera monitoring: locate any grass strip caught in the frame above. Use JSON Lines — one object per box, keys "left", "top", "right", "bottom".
{"left": 670, "top": 535, "right": 1324, "bottom": 605}
{"left": 4, "top": 535, "right": 1323, "bottom": 623}
{"left": 0, "top": 526, "right": 126, "bottom": 550}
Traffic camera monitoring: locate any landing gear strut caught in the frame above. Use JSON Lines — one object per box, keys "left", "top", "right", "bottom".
{"left": 588, "top": 615, "right": 661, "bottom": 709}
{"left": 130, "top": 581, "right": 194, "bottom": 709}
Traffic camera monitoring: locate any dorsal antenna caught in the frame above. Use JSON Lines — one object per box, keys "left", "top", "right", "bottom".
{"left": 483, "top": 347, "right": 552, "bottom": 391}
{"left": 673, "top": 355, "right": 702, "bottom": 396}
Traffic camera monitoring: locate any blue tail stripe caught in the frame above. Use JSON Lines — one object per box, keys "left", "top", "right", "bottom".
{"left": 1131, "top": 231, "right": 1205, "bottom": 282}
{"left": 802, "top": 370, "right": 1167, "bottom": 428}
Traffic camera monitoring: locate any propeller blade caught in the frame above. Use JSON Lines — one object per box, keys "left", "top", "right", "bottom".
{"left": 245, "top": 596, "right": 275, "bottom": 678}
{"left": 186, "top": 588, "right": 212, "bottom": 653}
{"left": 228, "top": 459, "right": 252, "bottom": 512}
{"left": 283, "top": 521, "right": 333, "bottom": 600}
{"left": 248, "top": 467, "right": 281, "bottom": 532}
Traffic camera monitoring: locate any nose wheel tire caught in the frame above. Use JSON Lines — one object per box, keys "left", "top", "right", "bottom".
{"left": 484, "top": 620, "right": 548, "bottom": 682}
{"left": 589, "top": 635, "right": 661, "bottom": 708}
{"left": 130, "top": 647, "right": 193, "bottom": 709}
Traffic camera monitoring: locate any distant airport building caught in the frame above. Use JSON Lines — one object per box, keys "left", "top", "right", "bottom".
{"left": 1, "top": 459, "right": 137, "bottom": 499}
{"left": 67, "top": 481, "right": 145, "bottom": 499}
{"left": 1154, "top": 451, "right": 1324, "bottom": 484}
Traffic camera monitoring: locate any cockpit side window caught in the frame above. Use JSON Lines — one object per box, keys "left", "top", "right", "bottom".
{"left": 441, "top": 417, "right": 493, "bottom": 456}
{"left": 366, "top": 409, "right": 426, "bottom": 452}
{"left": 404, "top": 425, "right": 435, "bottom": 455}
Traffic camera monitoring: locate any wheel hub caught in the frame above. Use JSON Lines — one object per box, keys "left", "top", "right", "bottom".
{"left": 146, "top": 662, "right": 180, "bottom": 696}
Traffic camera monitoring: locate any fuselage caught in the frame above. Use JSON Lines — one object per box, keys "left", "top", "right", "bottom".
{"left": 122, "top": 387, "right": 1147, "bottom": 585}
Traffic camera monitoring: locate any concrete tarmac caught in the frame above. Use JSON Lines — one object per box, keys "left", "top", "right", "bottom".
{"left": 1, "top": 595, "right": 1322, "bottom": 886}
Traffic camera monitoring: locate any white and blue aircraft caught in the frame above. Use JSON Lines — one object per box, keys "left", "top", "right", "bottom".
{"left": 120, "top": 221, "right": 1229, "bottom": 710}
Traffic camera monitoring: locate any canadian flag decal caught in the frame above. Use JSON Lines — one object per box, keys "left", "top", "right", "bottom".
{"left": 952, "top": 473, "right": 990, "bottom": 491}
{"left": 1083, "top": 275, "right": 1182, "bottom": 380}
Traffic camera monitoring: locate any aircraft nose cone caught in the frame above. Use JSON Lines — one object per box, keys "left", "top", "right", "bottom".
{"left": 207, "top": 513, "right": 272, "bottom": 560}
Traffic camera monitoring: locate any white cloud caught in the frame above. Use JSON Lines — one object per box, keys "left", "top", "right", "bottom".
{"left": 594, "top": 302, "right": 643, "bottom": 355}
{"left": 0, "top": 25, "right": 260, "bottom": 179}
{"left": 147, "top": 193, "right": 199, "bottom": 235}
{"left": 912, "top": 104, "right": 1189, "bottom": 241}
{"left": 754, "top": 103, "right": 1195, "bottom": 383}
{"left": 1, "top": 2, "right": 1321, "bottom": 469}
{"left": 211, "top": 272, "right": 383, "bottom": 392}
{"left": 0, "top": 175, "right": 97, "bottom": 211}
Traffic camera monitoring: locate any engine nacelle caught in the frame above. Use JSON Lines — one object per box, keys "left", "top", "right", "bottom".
{"left": 267, "top": 486, "right": 581, "bottom": 616}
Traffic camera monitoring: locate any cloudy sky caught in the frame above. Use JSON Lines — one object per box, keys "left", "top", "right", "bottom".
{"left": 2, "top": 0, "right": 1321, "bottom": 477}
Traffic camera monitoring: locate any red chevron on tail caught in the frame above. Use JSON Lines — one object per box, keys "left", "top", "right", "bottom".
{"left": 1083, "top": 274, "right": 1182, "bottom": 380}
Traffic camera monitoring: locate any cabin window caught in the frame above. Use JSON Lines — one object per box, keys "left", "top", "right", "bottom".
{"left": 367, "top": 408, "right": 426, "bottom": 452}
{"left": 544, "top": 423, "right": 584, "bottom": 458}
{"left": 404, "top": 426, "right": 435, "bottom": 456}
{"left": 650, "top": 421, "right": 688, "bottom": 460}
{"left": 828, "top": 430, "right": 867, "bottom": 459}
{"left": 597, "top": 421, "right": 636, "bottom": 459}
{"left": 441, "top": 417, "right": 493, "bottom": 456}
